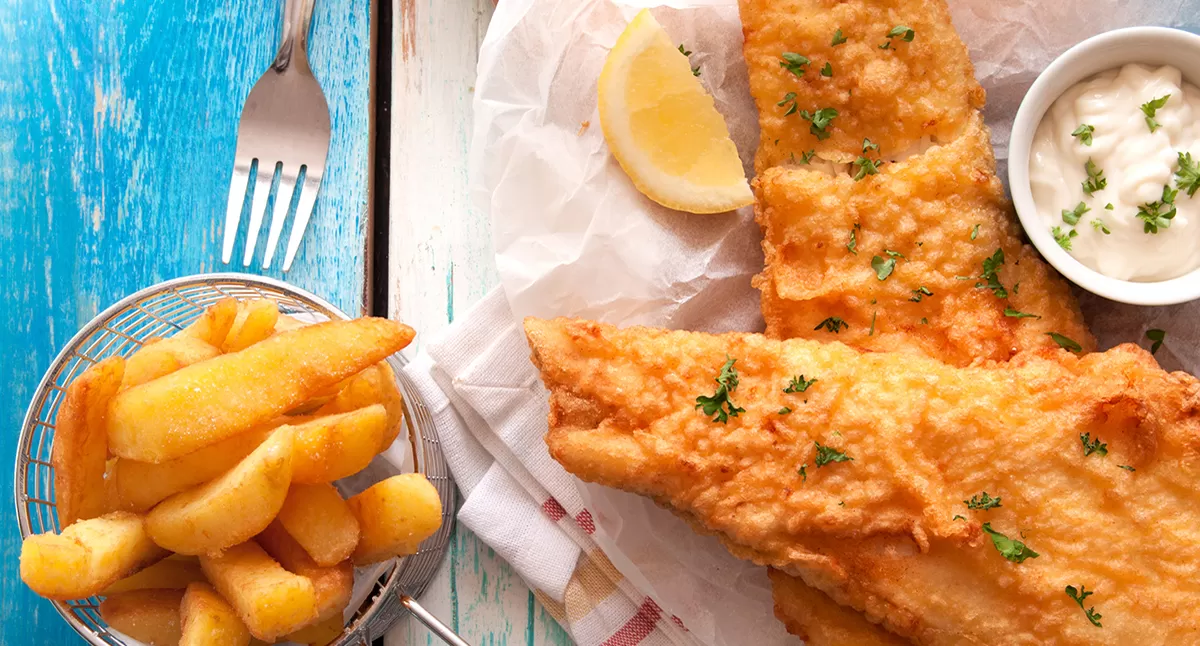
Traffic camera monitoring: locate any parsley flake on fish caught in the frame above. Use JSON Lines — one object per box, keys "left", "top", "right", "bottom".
{"left": 965, "top": 492, "right": 1002, "bottom": 510}
{"left": 970, "top": 224, "right": 980, "bottom": 240}
{"left": 982, "top": 523, "right": 1039, "bottom": 563}
{"left": 814, "top": 442, "right": 853, "bottom": 467}
{"left": 953, "top": 514, "right": 967, "bottom": 521}
{"left": 798, "top": 464, "right": 808, "bottom": 481}
{"left": 831, "top": 29, "right": 847, "bottom": 46}
{"left": 1052, "top": 226, "right": 1077, "bottom": 251}
{"left": 872, "top": 255, "right": 896, "bottom": 280}
{"left": 1062, "top": 201, "right": 1090, "bottom": 225}
{"left": 1047, "top": 332, "right": 1083, "bottom": 353}
{"left": 862, "top": 138, "right": 879, "bottom": 154}
{"left": 886, "top": 25, "right": 915, "bottom": 42}
{"left": 1071, "top": 124, "right": 1095, "bottom": 146}
{"left": 976, "top": 248, "right": 1007, "bottom": 298}
{"left": 869, "top": 311, "right": 877, "bottom": 336}
{"left": 1080, "top": 432, "right": 1108, "bottom": 457}
{"left": 1065, "top": 585, "right": 1103, "bottom": 628}
{"left": 785, "top": 375, "right": 818, "bottom": 393}
{"left": 1118, "top": 464, "right": 1136, "bottom": 472}
{"left": 694, "top": 356, "right": 745, "bottom": 423}
{"left": 779, "top": 407, "right": 792, "bottom": 415}
{"left": 847, "top": 225, "right": 859, "bottom": 255}
{"left": 1082, "top": 159, "right": 1107, "bottom": 196}
{"left": 1004, "top": 308, "right": 1041, "bottom": 320}
{"left": 1137, "top": 185, "right": 1178, "bottom": 233}
{"left": 799, "top": 149, "right": 815, "bottom": 164}
{"left": 1141, "top": 94, "right": 1170, "bottom": 132}
{"left": 777, "top": 92, "right": 799, "bottom": 116}
{"left": 910, "top": 286, "right": 933, "bottom": 302}
{"left": 1091, "top": 219, "right": 1111, "bottom": 234}
{"left": 814, "top": 316, "right": 849, "bottom": 334}
{"left": 821, "top": 62, "right": 833, "bottom": 77}
{"left": 853, "top": 156, "right": 883, "bottom": 180}
{"left": 1175, "top": 151, "right": 1200, "bottom": 197}
{"left": 800, "top": 107, "right": 838, "bottom": 140}
{"left": 780, "top": 52, "right": 810, "bottom": 77}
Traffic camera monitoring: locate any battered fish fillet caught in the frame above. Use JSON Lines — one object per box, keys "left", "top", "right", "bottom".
{"left": 741, "top": 0, "right": 984, "bottom": 171}
{"left": 754, "top": 114, "right": 1095, "bottom": 367}
{"left": 526, "top": 317, "right": 1200, "bottom": 646}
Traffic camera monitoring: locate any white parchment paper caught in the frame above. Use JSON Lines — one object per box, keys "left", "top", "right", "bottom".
{"left": 471, "top": 1, "right": 1195, "bottom": 644}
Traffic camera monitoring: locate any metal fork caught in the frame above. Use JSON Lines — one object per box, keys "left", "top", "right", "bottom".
{"left": 222, "top": 0, "right": 331, "bottom": 272}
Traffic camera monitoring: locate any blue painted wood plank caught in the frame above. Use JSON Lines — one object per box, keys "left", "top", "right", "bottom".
{"left": 0, "top": 0, "right": 370, "bottom": 641}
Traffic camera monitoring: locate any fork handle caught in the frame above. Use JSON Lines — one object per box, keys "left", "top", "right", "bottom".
{"left": 273, "top": 0, "right": 316, "bottom": 71}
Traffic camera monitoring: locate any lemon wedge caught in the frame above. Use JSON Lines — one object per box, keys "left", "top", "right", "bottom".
{"left": 598, "top": 10, "right": 753, "bottom": 214}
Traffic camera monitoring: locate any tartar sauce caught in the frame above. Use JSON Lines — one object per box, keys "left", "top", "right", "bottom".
{"left": 1030, "top": 64, "right": 1200, "bottom": 281}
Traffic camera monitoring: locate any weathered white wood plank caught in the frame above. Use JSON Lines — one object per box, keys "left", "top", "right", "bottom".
{"left": 387, "top": 0, "right": 569, "bottom": 644}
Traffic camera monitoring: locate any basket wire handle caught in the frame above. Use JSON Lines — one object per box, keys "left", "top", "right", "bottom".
{"left": 400, "top": 595, "right": 471, "bottom": 646}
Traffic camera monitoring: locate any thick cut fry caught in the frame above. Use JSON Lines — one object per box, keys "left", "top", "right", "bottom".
{"left": 104, "top": 555, "right": 204, "bottom": 594}
{"left": 222, "top": 299, "right": 281, "bottom": 353}
{"left": 257, "top": 521, "right": 353, "bottom": 622}
{"left": 284, "top": 614, "right": 344, "bottom": 645}
{"left": 100, "top": 589, "right": 184, "bottom": 646}
{"left": 276, "top": 483, "right": 359, "bottom": 567}
{"left": 146, "top": 429, "right": 293, "bottom": 555}
{"left": 200, "top": 541, "right": 320, "bottom": 642}
{"left": 52, "top": 355, "right": 125, "bottom": 526}
{"left": 108, "top": 317, "right": 416, "bottom": 462}
{"left": 347, "top": 474, "right": 442, "bottom": 565}
{"left": 113, "top": 426, "right": 275, "bottom": 512}
{"left": 20, "top": 511, "right": 168, "bottom": 600}
{"left": 121, "top": 335, "right": 220, "bottom": 390}
{"left": 290, "top": 406, "right": 387, "bottom": 484}
{"left": 182, "top": 298, "right": 239, "bottom": 348}
{"left": 315, "top": 362, "right": 405, "bottom": 451}
{"left": 180, "top": 582, "right": 252, "bottom": 646}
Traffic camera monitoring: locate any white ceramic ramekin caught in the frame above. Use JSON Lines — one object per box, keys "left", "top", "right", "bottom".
{"left": 1009, "top": 26, "right": 1200, "bottom": 306}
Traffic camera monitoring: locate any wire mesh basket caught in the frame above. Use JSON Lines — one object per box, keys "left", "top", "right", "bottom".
{"left": 14, "top": 273, "right": 457, "bottom": 646}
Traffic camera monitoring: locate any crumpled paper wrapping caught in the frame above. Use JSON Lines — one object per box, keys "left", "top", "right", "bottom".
{"left": 471, "top": 1, "right": 1195, "bottom": 644}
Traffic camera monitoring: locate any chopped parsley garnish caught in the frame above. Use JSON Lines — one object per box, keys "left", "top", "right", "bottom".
{"left": 1146, "top": 328, "right": 1166, "bottom": 355}
{"left": 692, "top": 65, "right": 701, "bottom": 77}
{"left": 831, "top": 29, "right": 847, "bottom": 46}
{"left": 871, "top": 255, "right": 896, "bottom": 280}
{"left": 798, "top": 464, "right": 808, "bottom": 481}
{"left": 1065, "top": 585, "right": 1103, "bottom": 628}
{"left": 1105, "top": 203, "right": 1114, "bottom": 210}
{"left": 1080, "top": 432, "right": 1108, "bottom": 457}
{"left": 814, "top": 442, "right": 853, "bottom": 467}
{"left": 1082, "top": 159, "right": 1107, "bottom": 196}
{"left": 868, "top": 310, "right": 877, "bottom": 336}
{"left": 1091, "top": 219, "right": 1111, "bottom": 235}
{"left": 981, "top": 523, "right": 1039, "bottom": 563}
{"left": 779, "top": 52, "right": 810, "bottom": 77}
{"left": 799, "top": 149, "right": 816, "bottom": 164}
{"left": 886, "top": 25, "right": 915, "bottom": 42}
{"left": 1137, "top": 185, "right": 1178, "bottom": 233}
{"left": 920, "top": 317, "right": 929, "bottom": 325}
{"left": 1047, "top": 332, "right": 1083, "bottom": 353}
{"left": 694, "top": 356, "right": 745, "bottom": 424}
{"left": 1118, "top": 464, "right": 1136, "bottom": 472}
{"left": 678, "top": 45, "right": 699, "bottom": 76}
{"left": 1175, "top": 151, "right": 1200, "bottom": 197}
{"left": 785, "top": 375, "right": 818, "bottom": 393}
{"left": 970, "top": 224, "right": 980, "bottom": 240}
{"left": 814, "top": 316, "right": 849, "bottom": 333}
{"left": 953, "top": 514, "right": 967, "bottom": 521}
{"left": 777, "top": 92, "right": 799, "bottom": 116}
{"left": 1071, "top": 124, "right": 1095, "bottom": 146}
{"left": 1013, "top": 282, "right": 1020, "bottom": 294}
{"left": 1052, "top": 226, "right": 1077, "bottom": 251}
{"left": 853, "top": 156, "right": 883, "bottom": 180}
{"left": 820, "top": 62, "right": 833, "bottom": 77}
{"left": 800, "top": 108, "right": 838, "bottom": 140}
{"left": 977, "top": 248, "right": 1008, "bottom": 298}
{"left": 965, "top": 492, "right": 1002, "bottom": 510}
{"left": 1061, "top": 201, "right": 1090, "bottom": 225}
{"left": 862, "top": 138, "right": 879, "bottom": 154}
{"left": 1141, "top": 94, "right": 1171, "bottom": 132}
{"left": 910, "top": 286, "right": 933, "bottom": 302}
{"left": 1004, "top": 308, "right": 1041, "bottom": 319}
{"left": 779, "top": 407, "right": 792, "bottom": 415}
{"left": 847, "top": 226, "right": 858, "bottom": 254}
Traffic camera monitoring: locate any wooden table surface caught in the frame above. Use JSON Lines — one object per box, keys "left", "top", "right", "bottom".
{"left": 0, "top": 0, "right": 571, "bottom": 643}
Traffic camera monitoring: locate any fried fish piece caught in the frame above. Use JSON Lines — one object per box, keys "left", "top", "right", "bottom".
{"left": 755, "top": 115, "right": 1094, "bottom": 367}
{"left": 741, "top": 0, "right": 984, "bottom": 171}
{"left": 525, "top": 317, "right": 1200, "bottom": 646}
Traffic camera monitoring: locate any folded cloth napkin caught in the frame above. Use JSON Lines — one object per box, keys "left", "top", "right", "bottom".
{"left": 396, "top": 287, "right": 698, "bottom": 646}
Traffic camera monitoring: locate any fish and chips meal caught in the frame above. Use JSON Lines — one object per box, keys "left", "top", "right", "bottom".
{"left": 22, "top": 299, "right": 443, "bottom": 645}
{"left": 525, "top": 0, "right": 1200, "bottom": 644}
